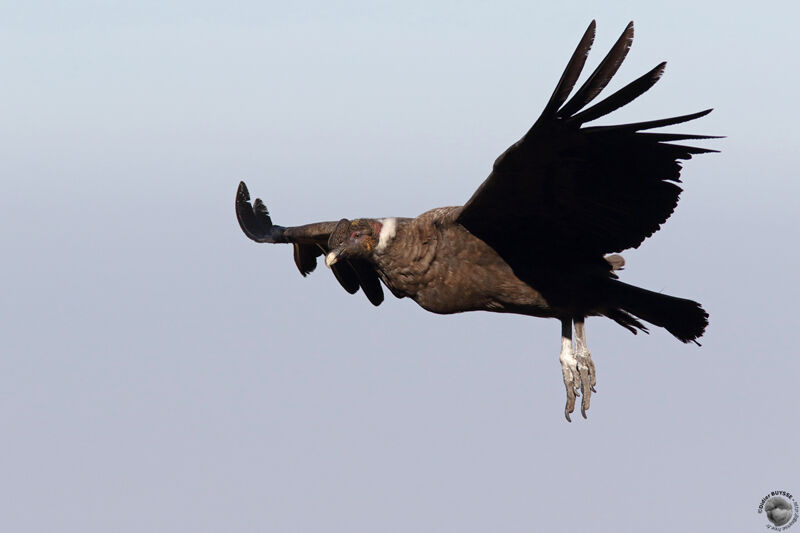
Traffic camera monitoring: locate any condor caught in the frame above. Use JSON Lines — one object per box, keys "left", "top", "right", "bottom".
{"left": 236, "top": 21, "right": 715, "bottom": 421}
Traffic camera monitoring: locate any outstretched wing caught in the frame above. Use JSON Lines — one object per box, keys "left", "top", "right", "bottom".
{"left": 457, "top": 21, "right": 718, "bottom": 260}
{"left": 236, "top": 181, "right": 384, "bottom": 306}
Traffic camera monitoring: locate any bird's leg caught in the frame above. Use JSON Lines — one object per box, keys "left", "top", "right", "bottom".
{"left": 559, "top": 318, "right": 579, "bottom": 421}
{"left": 573, "top": 317, "right": 596, "bottom": 419}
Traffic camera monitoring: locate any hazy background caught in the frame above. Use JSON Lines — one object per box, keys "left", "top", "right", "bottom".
{"left": 2, "top": 2, "right": 798, "bottom": 531}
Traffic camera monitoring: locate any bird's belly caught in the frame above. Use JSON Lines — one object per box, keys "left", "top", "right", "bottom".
{"left": 409, "top": 262, "right": 553, "bottom": 316}
{"left": 374, "top": 222, "right": 554, "bottom": 316}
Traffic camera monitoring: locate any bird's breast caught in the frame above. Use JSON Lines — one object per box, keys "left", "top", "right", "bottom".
{"left": 375, "top": 222, "right": 551, "bottom": 316}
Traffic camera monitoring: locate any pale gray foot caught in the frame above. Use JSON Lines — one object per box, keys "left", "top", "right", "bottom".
{"left": 559, "top": 319, "right": 579, "bottom": 421}
{"left": 573, "top": 318, "right": 596, "bottom": 419}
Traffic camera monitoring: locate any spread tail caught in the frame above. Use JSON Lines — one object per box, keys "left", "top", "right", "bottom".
{"left": 605, "top": 279, "right": 708, "bottom": 344}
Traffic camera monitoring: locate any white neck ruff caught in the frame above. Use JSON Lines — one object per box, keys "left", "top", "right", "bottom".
{"left": 376, "top": 218, "right": 397, "bottom": 252}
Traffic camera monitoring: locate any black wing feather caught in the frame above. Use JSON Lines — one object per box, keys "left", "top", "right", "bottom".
{"left": 349, "top": 260, "right": 384, "bottom": 306}
{"left": 558, "top": 21, "right": 634, "bottom": 118}
{"left": 331, "top": 261, "right": 360, "bottom": 294}
{"left": 293, "top": 244, "right": 321, "bottom": 276}
{"left": 582, "top": 108, "right": 714, "bottom": 134}
{"left": 571, "top": 61, "right": 665, "bottom": 125}
{"left": 236, "top": 181, "right": 278, "bottom": 243}
{"left": 538, "top": 20, "right": 596, "bottom": 121}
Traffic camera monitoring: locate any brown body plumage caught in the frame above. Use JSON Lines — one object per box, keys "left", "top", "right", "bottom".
{"left": 364, "top": 208, "right": 549, "bottom": 316}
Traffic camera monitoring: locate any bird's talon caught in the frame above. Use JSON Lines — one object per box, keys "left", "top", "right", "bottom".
{"left": 574, "top": 348, "right": 594, "bottom": 417}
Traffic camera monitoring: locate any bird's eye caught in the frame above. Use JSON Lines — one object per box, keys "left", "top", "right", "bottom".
{"left": 351, "top": 231, "right": 361, "bottom": 239}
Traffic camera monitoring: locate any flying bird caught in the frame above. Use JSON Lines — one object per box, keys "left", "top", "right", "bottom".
{"left": 236, "top": 21, "right": 715, "bottom": 421}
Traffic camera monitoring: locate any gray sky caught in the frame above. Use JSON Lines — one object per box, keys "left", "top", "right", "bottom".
{"left": 2, "top": 2, "right": 798, "bottom": 532}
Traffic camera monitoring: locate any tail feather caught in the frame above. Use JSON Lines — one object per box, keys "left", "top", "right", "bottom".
{"left": 606, "top": 279, "right": 708, "bottom": 343}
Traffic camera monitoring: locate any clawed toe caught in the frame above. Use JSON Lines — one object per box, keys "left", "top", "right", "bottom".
{"left": 575, "top": 349, "right": 594, "bottom": 418}
{"left": 560, "top": 354, "right": 579, "bottom": 421}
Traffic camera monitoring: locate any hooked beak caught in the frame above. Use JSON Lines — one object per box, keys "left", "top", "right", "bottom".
{"left": 325, "top": 250, "right": 340, "bottom": 268}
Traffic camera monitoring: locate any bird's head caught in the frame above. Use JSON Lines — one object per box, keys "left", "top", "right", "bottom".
{"left": 325, "top": 218, "right": 381, "bottom": 267}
